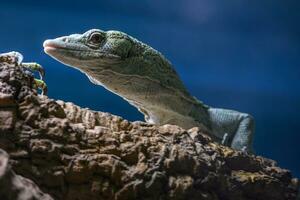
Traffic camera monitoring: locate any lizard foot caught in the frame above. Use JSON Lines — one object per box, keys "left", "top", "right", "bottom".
{"left": 21, "top": 62, "right": 47, "bottom": 95}
{"left": 21, "top": 62, "right": 45, "bottom": 80}
{"left": 33, "top": 78, "right": 48, "bottom": 96}
{"left": 0, "top": 51, "right": 47, "bottom": 95}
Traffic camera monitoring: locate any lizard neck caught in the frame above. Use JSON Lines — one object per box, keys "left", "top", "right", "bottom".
{"left": 82, "top": 68, "right": 211, "bottom": 130}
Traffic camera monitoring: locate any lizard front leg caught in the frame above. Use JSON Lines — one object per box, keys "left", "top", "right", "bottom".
{"left": 208, "top": 108, "right": 254, "bottom": 152}
{"left": 20, "top": 62, "right": 47, "bottom": 95}
{"left": 0, "top": 52, "right": 47, "bottom": 95}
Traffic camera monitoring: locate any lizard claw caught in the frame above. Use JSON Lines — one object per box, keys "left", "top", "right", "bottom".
{"left": 33, "top": 79, "right": 48, "bottom": 95}
{"left": 39, "top": 67, "right": 45, "bottom": 80}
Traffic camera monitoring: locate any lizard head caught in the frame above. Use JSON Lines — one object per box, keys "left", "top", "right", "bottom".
{"left": 43, "top": 29, "right": 180, "bottom": 81}
{"left": 43, "top": 29, "right": 129, "bottom": 69}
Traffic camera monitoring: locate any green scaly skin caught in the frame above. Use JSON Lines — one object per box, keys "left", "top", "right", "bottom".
{"left": 43, "top": 29, "right": 255, "bottom": 152}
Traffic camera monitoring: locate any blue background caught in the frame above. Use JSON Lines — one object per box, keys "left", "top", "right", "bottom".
{"left": 1, "top": 1, "right": 299, "bottom": 177}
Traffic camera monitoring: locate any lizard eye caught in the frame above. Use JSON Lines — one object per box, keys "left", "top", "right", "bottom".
{"left": 88, "top": 32, "right": 103, "bottom": 45}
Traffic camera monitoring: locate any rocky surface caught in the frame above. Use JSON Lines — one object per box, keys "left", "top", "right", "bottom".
{"left": 0, "top": 60, "right": 299, "bottom": 200}
{"left": 0, "top": 149, "right": 53, "bottom": 200}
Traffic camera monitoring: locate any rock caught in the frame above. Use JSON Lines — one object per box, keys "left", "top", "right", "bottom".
{"left": 0, "top": 60, "right": 299, "bottom": 199}
{"left": 0, "top": 149, "right": 53, "bottom": 200}
{"left": 0, "top": 109, "right": 16, "bottom": 133}
{"left": 0, "top": 92, "right": 15, "bottom": 107}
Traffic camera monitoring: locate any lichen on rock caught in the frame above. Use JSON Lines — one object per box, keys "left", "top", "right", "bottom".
{"left": 0, "top": 61, "right": 299, "bottom": 199}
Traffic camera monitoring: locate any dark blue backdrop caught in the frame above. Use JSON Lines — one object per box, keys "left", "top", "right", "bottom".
{"left": 1, "top": 1, "right": 299, "bottom": 177}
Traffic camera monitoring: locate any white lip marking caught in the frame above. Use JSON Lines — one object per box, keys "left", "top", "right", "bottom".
{"left": 43, "top": 40, "right": 54, "bottom": 48}
{"left": 43, "top": 39, "right": 66, "bottom": 55}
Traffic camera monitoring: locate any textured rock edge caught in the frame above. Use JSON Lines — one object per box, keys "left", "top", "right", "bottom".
{"left": 0, "top": 61, "right": 299, "bottom": 200}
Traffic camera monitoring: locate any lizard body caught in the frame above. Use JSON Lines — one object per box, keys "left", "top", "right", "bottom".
{"left": 43, "top": 29, "right": 254, "bottom": 152}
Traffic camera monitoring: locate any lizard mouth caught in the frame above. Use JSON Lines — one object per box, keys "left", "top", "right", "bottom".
{"left": 43, "top": 39, "right": 122, "bottom": 64}
{"left": 43, "top": 40, "right": 68, "bottom": 54}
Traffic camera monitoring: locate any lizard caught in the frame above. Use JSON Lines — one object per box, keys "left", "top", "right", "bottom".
{"left": 43, "top": 29, "right": 255, "bottom": 152}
